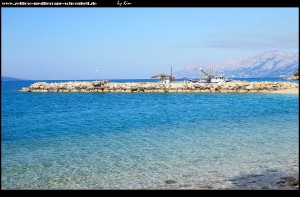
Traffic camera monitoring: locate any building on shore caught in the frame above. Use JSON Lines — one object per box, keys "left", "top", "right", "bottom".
{"left": 151, "top": 73, "right": 175, "bottom": 84}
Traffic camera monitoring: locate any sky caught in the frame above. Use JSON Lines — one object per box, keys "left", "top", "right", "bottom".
{"left": 2, "top": 8, "right": 299, "bottom": 80}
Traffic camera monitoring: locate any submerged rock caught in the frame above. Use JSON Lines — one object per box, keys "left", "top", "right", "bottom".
{"left": 165, "top": 180, "right": 177, "bottom": 184}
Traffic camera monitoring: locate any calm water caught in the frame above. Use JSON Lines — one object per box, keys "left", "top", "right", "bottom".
{"left": 1, "top": 79, "right": 299, "bottom": 189}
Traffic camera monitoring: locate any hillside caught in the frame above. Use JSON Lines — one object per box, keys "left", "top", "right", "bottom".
{"left": 1, "top": 76, "right": 25, "bottom": 81}
{"left": 175, "top": 51, "right": 298, "bottom": 78}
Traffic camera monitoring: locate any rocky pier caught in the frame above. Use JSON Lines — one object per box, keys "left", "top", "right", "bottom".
{"left": 20, "top": 81, "right": 299, "bottom": 93}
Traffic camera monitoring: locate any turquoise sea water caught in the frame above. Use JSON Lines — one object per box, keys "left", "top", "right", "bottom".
{"left": 1, "top": 80, "right": 299, "bottom": 189}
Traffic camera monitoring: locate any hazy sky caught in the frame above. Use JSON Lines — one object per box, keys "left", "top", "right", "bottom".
{"left": 2, "top": 8, "right": 298, "bottom": 80}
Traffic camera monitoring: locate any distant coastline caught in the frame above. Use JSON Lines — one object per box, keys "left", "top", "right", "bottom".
{"left": 3, "top": 77, "right": 299, "bottom": 82}
{"left": 1, "top": 76, "right": 25, "bottom": 81}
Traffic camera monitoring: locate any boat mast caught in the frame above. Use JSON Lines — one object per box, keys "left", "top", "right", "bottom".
{"left": 171, "top": 65, "right": 173, "bottom": 81}
{"left": 196, "top": 67, "right": 203, "bottom": 81}
{"left": 199, "top": 68, "right": 201, "bottom": 81}
{"left": 199, "top": 68, "right": 209, "bottom": 76}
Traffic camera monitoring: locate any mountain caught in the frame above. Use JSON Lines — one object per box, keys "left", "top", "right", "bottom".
{"left": 174, "top": 51, "right": 299, "bottom": 78}
{"left": 1, "top": 76, "right": 25, "bottom": 81}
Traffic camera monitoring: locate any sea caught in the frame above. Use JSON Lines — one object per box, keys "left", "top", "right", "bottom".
{"left": 1, "top": 78, "right": 299, "bottom": 189}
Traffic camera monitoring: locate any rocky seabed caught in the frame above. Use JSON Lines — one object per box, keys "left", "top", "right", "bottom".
{"left": 20, "top": 81, "right": 299, "bottom": 93}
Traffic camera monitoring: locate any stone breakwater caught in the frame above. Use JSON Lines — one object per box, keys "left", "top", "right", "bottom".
{"left": 20, "top": 81, "right": 299, "bottom": 93}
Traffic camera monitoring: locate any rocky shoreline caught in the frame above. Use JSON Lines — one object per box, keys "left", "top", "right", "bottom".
{"left": 20, "top": 81, "right": 299, "bottom": 93}
{"left": 282, "top": 76, "right": 299, "bottom": 80}
{"left": 288, "top": 76, "right": 299, "bottom": 80}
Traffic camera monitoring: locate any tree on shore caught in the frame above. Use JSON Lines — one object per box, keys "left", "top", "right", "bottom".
{"left": 294, "top": 67, "right": 299, "bottom": 76}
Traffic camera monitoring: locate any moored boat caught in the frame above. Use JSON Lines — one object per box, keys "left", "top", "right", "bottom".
{"left": 188, "top": 67, "right": 231, "bottom": 83}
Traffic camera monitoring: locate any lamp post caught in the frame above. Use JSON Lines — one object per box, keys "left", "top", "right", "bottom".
{"left": 96, "top": 69, "right": 99, "bottom": 81}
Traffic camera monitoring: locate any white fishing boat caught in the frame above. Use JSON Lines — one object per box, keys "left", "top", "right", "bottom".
{"left": 188, "top": 67, "right": 231, "bottom": 83}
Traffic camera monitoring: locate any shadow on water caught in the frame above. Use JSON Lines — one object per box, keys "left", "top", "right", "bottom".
{"left": 227, "top": 168, "right": 299, "bottom": 190}
{"left": 142, "top": 168, "right": 298, "bottom": 190}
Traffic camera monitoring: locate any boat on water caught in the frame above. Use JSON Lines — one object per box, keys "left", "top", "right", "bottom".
{"left": 188, "top": 67, "right": 231, "bottom": 83}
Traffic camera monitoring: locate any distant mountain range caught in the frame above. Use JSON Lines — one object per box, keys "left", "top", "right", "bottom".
{"left": 1, "top": 76, "right": 25, "bottom": 81}
{"left": 174, "top": 51, "right": 299, "bottom": 78}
